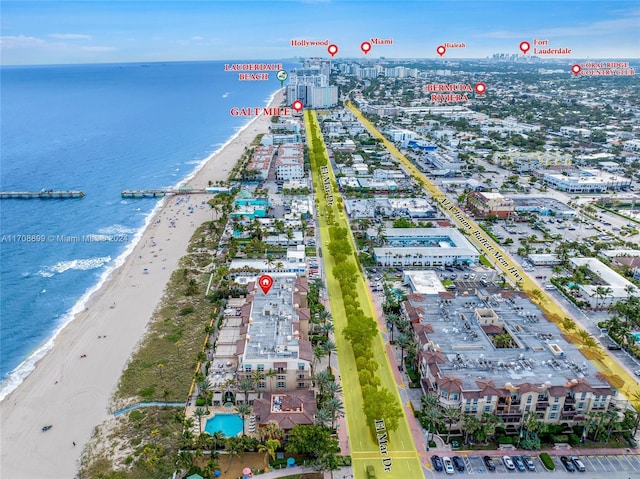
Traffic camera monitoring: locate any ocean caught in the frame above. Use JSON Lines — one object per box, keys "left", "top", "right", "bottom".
{"left": 0, "top": 60, "right": 296, "bottom": 399}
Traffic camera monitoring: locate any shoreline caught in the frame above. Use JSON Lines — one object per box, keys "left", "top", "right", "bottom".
{"left": 0, "top": 87, "right": 281, "bottom": 402}
{"left": 0, "top": 88, "right": 284, "bottom": 479}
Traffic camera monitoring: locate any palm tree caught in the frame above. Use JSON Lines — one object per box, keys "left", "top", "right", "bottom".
{"left": 324, "top": 380, "right": 342, "bottom": 399}
{"left": 197, "top": 378, "right": 212, "bottom": 410}
{"left": 193, "top": 407, "right": 208, "bottom": 433}
{"left": 176, "top": 450, "right": 193, "bottom": 472}
{"left": 224, "top": 436, "right": 245, "bottom": 472}
{"left": 209, "top": 431, "right": 226, "bottom": 451}
{"left": 315, "top": 408, "right": 332, "bottom": 427}
{"left": 251, "top": 370, "right": 266, "bottom": 399}
{"left": 322, "top": 339, "right": 337, "bottom": 372}
{"left": 442, "top": 406, "right": 462, "bottom": 443}
{"left": 386, "top": 312, "right": 399, "bottom": 344}
{"left": 313, "top": 344, "right": 327, "bottom": 370}
{"left": 397, "top": 331, "right": 413, "bottom": 370}
{"left": 257, "top": 421, "right": 284, "bottom": 442}
{"left": 204, "top": 457, "right": 220, "bottom": 478}
{"left": 324, "top": 397, "right": 344, "bottom": 429}
{"left": 319, "top": 321, "right": 334, "bottom": 338}
{"left": 236, "top": 402, "right": 252, "bottom": 436}
{"left": 562, "top": 317, "right": 577, "bottom": 333}
{"left": 258, "top": 438, "right": 280, "bottom": 467}
{"left": 237, "top": 377, "right": 254, "bottom": 404}
{"left": 314, "top": 369, "right": 333, "bottom": 395}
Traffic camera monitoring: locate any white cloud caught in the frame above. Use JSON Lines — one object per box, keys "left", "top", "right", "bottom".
{"left": 81, "top": 46, "right": 116, "bottom": 52}
{"left": 0, "top": 35, "right": 46, "bottom": 48}
{"left": 191, "top": 36, "right": 204, "bottom": 41}
{"left": 49, "top": 33, "right": 92, "bottom": 41}
{"left": 476, "top": 11, "right": 640, "bottom": 40}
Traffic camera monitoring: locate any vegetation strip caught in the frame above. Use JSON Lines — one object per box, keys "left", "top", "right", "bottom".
{"left": 305, "top": 110, "right": 423, "bottom": 478}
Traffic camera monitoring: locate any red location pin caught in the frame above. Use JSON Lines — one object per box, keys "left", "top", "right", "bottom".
{"left": 328, "top": 44, "right": 338, "bottom": 57}
{"left": 361, "top": 41, "right": 372, "bottom": 54}
{"left": 436, "top": 45, "right": 446, "bottom": 57}
{"left": 519, "top": 41, "right": 530, "bottom": 54}
{"left": 292, "top": 100, "right": 303, "bottom": 112}
{"left": 571, "top": 64, "right": 581, "bottom": 75}
{"left": 475, "top": 82, "right": 487, "bottom": 95}
{"left": 258, "top": 274, "right": 274, "bottom": 295}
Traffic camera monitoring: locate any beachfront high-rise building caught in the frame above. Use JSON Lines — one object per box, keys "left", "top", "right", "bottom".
{"left": 286, "top": 62, "right": 338, "bottom": 109}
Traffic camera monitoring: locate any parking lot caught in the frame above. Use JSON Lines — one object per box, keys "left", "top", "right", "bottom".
{"left": 431, "top": 453, "right": 640, "bottom": 475}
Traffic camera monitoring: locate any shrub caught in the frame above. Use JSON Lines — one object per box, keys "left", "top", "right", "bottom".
{"left": 179, "top": 306, "right": 195, "bottom": 316}
{"left": 540, "top": 452, "right": 555, "bottom": 470}
{"left": 498, "top": 436, "right": 515, "bottom": 445}
{"left": 195, "top": 398, "right": 206, "bottom": 407}
{"left": 568, "top": 433, "right": 580, "bottom": 446}
{"left": 551, "top": 434, "right": 568, "bottom": 443}
{"left": 429, "top": 440, "right": 437, "bottom": 448}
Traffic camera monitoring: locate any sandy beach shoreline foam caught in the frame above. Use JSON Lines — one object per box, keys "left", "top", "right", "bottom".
{"left": 0, "top": 88, "right": 284, "bottom": 479}
{"left": 0, "top": 89, "right": 280, "bottom": 404}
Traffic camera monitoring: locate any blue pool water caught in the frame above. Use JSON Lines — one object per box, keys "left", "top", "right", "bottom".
{"left": 205, "top": 413, "right": 243, "bottom": 437}
{"left": 633, "top": 333, "right": 640, "bottom": 343}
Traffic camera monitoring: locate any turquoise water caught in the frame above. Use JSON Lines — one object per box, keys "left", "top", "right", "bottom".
{"left": 633, "top": 333, "right": 640, "bottom": 343}
{"left": 205, "top": 413, "right": 243, "bottom": 436}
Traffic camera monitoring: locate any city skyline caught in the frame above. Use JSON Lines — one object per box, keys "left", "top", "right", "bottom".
{"left": 1, "top": 0, "right": 639, "bottom": 65}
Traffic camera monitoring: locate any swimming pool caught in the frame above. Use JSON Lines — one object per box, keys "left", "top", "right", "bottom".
{"left": 204, "top": 413, "right": 243, "bottom": 437}
{"left": 632, "top": 333, "right": 640, "bottom": 343}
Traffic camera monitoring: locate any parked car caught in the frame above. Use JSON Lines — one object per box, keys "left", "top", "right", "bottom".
{"left": 366, "top": 464, "right": 376, "bottom": 478}
{"left": 503, "top": 456, "right": 515, "bottom": 470}
{"left": 522, "top": 455, "right": 536, "bottom": 471}
{"left": 430, "top": 455, "right": 443, "bottom": 472}
{"left": 452, "top": 456, "right": 465, "bottom": 472}
{"left": 483, "top": 456, "right": 496, "bottom": 471}
{"left": 571, "top": 456, "right": 586, "bottom": 472}
{"left": 560, "top": 455, "right": 576, "bottom": 472}
{"left": 442, "top": 456, "right": 455, "bottom": 475}
{"left": 512, "top": 455, "right": 526, "bottom": 472}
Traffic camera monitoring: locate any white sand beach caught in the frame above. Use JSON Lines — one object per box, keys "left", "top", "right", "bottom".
{"left": 0, "top": 89, "right": 284, "bottom": 479}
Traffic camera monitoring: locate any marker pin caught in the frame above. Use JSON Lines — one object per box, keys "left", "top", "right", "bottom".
{"left": 571, "top": 64, "right": 581, "bottom": 75}
{"left": 436, "top": 45, "right": 446, "bottom": 57}
{"left": 519, "top": 41, "right": 531, "bottom": 54}
{"left": 258, "top": 274, "right": 274, "bottom": 295}
{"left": 276, "top": 69, "right": 288, "bottom": 87}
{"left": 361, "top": 41, "right": 372, "bottom": 54}
{"left": 328, "top": 44, "right": 338, "bottom": 57}
{"left": 292, "top": 100, "right": 303, "bottom": 113}
{"left": 475, "top": 83, "right": 487, "bottom": 95}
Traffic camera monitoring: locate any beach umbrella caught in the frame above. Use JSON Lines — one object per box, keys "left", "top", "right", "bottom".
{"left": 287, "top": 457, "right": 296, "bottom": 467}
{"left": 213, "top": 471, "right": 221, "bottom": 478}
{"left": 242, "top": 467, "right": 251, "bottom": 474}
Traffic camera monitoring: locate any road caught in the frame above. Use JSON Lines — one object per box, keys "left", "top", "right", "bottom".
{"left": 305, "top": 110, "right": 426, "bottom": 479}
{"left": 345, "top": 101, "right": 640, "bottom": 407}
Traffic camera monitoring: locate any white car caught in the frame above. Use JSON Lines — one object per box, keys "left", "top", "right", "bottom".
{"left": 503, "top": 456, "right": 515, "bottom": 470}
{"left": 442, "top": 456, "right": 455, "bottom": 475}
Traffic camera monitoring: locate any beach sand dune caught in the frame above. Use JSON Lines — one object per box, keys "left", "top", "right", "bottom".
{"left": 0, "top": 90, "right": 283, "bottom": 479}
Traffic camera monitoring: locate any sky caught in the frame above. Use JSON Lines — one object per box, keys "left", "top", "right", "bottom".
{"left": 1, "top": 0, "right": 639, "bottom": 65}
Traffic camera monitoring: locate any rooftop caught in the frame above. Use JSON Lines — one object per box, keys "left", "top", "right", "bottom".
{"left": 408, "top": 290, "right": 612, "bottom": 393}
{"left": 243, "top": 273, "right": 306, "bottom": 362}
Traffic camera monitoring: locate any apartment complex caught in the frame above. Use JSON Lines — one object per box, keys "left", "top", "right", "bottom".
{"left": 275, "top": 144, "right": 305, "bottom": 181}
{"left": 209, "top": 274, "right": 313, "bottom": 405}
{"left": 467, "top": 191, "right": 515, "bottom": 219}
{"left": 403, "top": 289, "right": 617, "bottom": 428}
{"left": 372, "top": 227, "right": 480, "bottom": 267}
